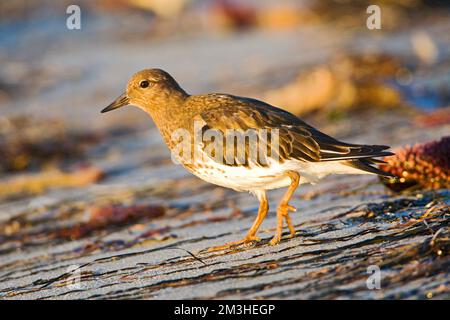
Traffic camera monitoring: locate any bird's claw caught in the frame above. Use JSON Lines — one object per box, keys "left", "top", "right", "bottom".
{"left": 207, "top": 235, "right": 261, "bottom": 252}
{"left": 269, "top": 235, "right": 281, "bottom": 246}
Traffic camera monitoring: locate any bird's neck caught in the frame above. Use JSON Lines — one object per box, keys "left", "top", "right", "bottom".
{"left": 146, "top": 93, "right": 192, "bottom": 147}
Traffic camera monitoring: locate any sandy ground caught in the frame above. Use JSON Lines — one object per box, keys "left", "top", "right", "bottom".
{"left": 0, "top": 3, "right": 449, "bottom": 299}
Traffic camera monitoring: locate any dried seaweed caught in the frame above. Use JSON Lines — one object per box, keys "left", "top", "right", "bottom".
{"left": 0, "top": 166, "right": 104, "bottom": 199}
{"left": 0, "top": 116, "right": 100, "bottom": 172}
{"left": 263, "top": 54, "right": 404, "bottom": 117}
{"left": 0, "top": 115, "right": 135, "bottom": 173}
{"left": 415, "top": 107, "right": 450, "bottom": 127}
{"left": 58, "top": 204, "right": 166, "bottom": 240}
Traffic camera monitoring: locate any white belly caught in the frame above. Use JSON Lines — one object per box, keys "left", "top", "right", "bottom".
{"left": 184, "top": 154, "right": 368, "bottom": 192}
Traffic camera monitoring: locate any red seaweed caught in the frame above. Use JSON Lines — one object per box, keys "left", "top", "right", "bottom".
{"left": 380, "top": 136, "right": 450, "bottom": 191}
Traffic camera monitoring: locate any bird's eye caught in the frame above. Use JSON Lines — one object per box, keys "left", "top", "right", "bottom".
{"left": 139, "top": 80, "right": 150, "bottom": 88}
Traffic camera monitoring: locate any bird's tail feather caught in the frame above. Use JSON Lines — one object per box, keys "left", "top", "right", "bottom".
{"left": 341, "top": 158, "right": 396, "bottom": 179}
{"left": 320, "top": 143, "right": 394, "bottom": 161}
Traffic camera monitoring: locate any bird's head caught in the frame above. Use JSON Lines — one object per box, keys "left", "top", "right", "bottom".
{"left": 101, "top": 68, "right": 188, "bottom": 114}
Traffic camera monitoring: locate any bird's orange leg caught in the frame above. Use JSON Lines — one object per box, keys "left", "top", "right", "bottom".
{"left": 269, "top": 171, "right": 300, "bottom": 246}
{"left": 207, "top": 191, "right": 268, "bottom": 252}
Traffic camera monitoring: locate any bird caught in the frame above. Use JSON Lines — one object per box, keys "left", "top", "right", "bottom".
{"left": 101, "top": 68, "right": 395, "bottom": 251}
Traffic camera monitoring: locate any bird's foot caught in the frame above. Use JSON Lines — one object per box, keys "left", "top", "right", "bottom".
{"left": 269, "top": 203, "right": 297, "bottom": 246}
{"left": 207, "top": 235, "right": 261, "bottom": 252}
{"left": 281, "top": 203, "right": 297, "bottom": 237}
{"left": 269, "top": 234, "right": 281, "bottom": 246}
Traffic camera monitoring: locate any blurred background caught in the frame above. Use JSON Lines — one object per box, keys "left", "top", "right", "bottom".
{"left": 1, "top": 0, "right": 449, "bottom": 177}
{"left": 0, "top": 0, "right": 449, "bottom": 299}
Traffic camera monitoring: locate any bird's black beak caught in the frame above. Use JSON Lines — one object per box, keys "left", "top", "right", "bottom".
{"left": 101, "top": 93, "right": 129, "bottom": 113}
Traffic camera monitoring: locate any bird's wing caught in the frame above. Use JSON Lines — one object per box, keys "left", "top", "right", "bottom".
{"left": 196, "top": 95, "right": 393, "bottom": 166}
{"left": 196, "top": 96, "right": 321, "bottom": 167}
